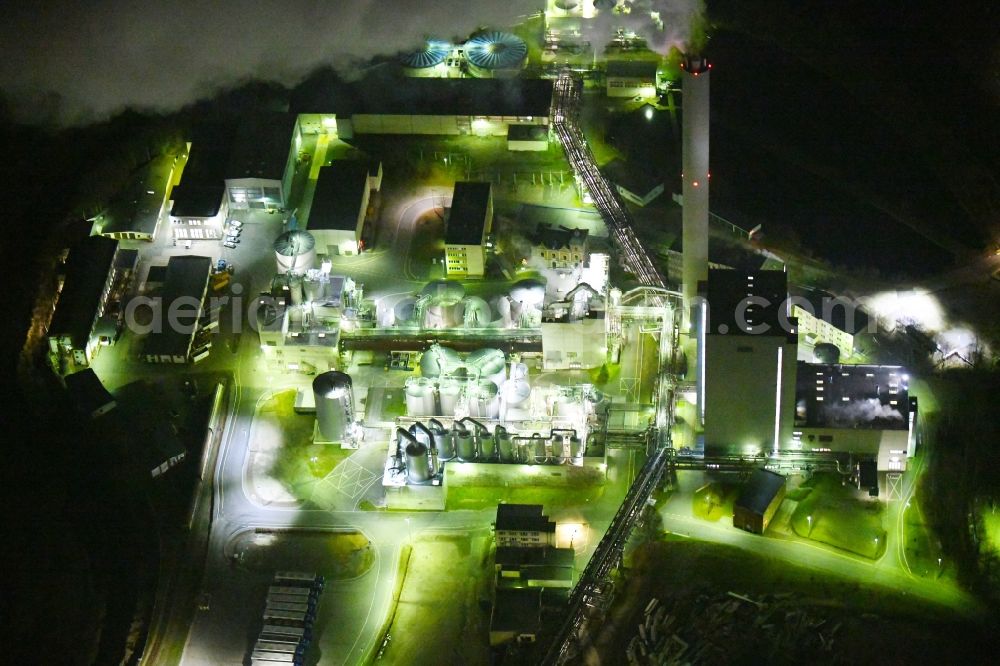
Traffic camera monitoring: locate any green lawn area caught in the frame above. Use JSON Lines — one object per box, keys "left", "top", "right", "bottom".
{"left": 446, "top": 483, "right": 604, "bottom": 512}
{"left": 790, "top": 473, "right": 886, "bottom": 559}
{"left": 260, "top": 390, "right": 353, "bottom": 497}
{"left": 692, "top": 481, "right": 741, "bottom": 522}
{"left": 980, "top": 502, "right": 1000, "bottom": 555}
{"left": 903, "top": 480, "right": 944, "bottom": 577}
{"left": 378, "top": 533, "right": 491, "bottom": 666}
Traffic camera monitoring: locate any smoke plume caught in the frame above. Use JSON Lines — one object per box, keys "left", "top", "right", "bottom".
{"left": 824, "top": 398, "right": 904, "bottom": 426}
{"left": 0, "top": 0, "right": 705, "bottom": 125}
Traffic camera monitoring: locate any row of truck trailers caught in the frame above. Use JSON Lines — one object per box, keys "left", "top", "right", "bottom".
{"left": 250, "top": 571, "right": 326, "bottom": 665}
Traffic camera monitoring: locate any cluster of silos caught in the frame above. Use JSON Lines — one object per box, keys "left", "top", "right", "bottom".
{"left": 313, "top": 371, "right": 354, "bottom": 442}
{"left": 397, "top": 421, "right": 583, "bottom": 479}
{"left": 404, "top": 377, "right": 502, "bottom": 419}
{"left": 274, "top": 230, "right": 316, "bottom": 274}
{"left": 464, "top": 31, "right": 528, "bottom": 78}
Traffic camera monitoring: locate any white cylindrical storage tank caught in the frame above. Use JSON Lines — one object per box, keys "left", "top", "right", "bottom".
{"left": 419, "top": 344, "right": 461, "bottom": 378}
{"left": 438, "top": 380, "right": 463, "bottom": 416}
{"left": 313, "top": 372, "right": 353, "bottom": 442}
{"left": 422, "top": 279, "right": 465, "bottom": 302}
{"left": 493, "top": 296, "right": 513, "bottom": 328}
{"left": 551, "top": 435, "right": 565, "bottom": 460}
{"left": 274, "top": 230, "right": 317, "bottom": 274}
{"left": 496, "top": 427, "right": 515, "bottom": 462}
{"left": 510, "top": 362, "right": 529, "bottom": 382}
{"left": 467, "top": 380, "right": 499, "bottom": 419}
{"left": 502, "top": 378, "right": 531, "bottom": 407}
{"left": 510, "top": 279, "right": 545, "bottom": 313}
{"left": 393, "top": 296, "right": 419, "bottom": 327}
{"left": 400, "top": 40, "right": 451, "bottom": 77}
{"left": 405, "top": 378, "right": 433, "bottom": 416}
{"left": 532, "top": 436, "right": 548, "bottom": 464}
{"left": 405, "top": 442, "right": 431, "bottom": 483}
{"left": 424, "top": 300, "right": 464, "bottom": 329}
{"left": 465, "top": 31, "right": 527, "bottom": 79}
{"left": 462, "top": 297, "right": 492, "bottom": 328}
{"left": 467, "top": 348, "right": 507, "bottom": 386}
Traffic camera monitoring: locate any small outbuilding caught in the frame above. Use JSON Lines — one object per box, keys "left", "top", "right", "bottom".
{"left": 733, "top": 469, "right": 786, "bottom": 534}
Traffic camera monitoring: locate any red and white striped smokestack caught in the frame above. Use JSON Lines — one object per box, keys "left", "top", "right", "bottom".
{"left": 681, "top": 54, "right": 711, "bottom": 330}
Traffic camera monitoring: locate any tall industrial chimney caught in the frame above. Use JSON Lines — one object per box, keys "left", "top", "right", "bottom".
{"left": 681, "top": 55, "right": 711, "bottom": 331}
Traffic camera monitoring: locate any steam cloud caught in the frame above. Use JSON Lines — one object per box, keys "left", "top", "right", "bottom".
{"left": 824, "top": 398, "right": 904, "bottom": 426}
{"left": 0, "top": 0, "right": 703, "bottom": 125}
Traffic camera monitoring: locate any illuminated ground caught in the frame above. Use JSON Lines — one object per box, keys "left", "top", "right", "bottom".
{"left": 378, "top": 531, "right": 493, "bottom": 666}
{"left": 788, "top": 473, "right": 887, "bottom": 559}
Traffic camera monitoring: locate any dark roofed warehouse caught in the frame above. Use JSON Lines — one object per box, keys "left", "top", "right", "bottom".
{"left": 733, "top": 469, "right": 786, "bottom": 534}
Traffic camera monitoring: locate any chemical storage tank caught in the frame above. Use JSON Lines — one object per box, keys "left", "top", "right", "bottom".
{"left": 455, "top": 427, "right": 477, "bottom": 461}
{"left": 405, "top": 442, "right": 431, "bottom": 483}
{"left": 424, "top": 299, "right": 465, "bottom": 329}
{"left": 400, "top": 40, "right": 451, "bottom": 77}
{"left": 550, "top": 435, "right": 565, "bottom": 460}
{"left": 493, "top": 296, "right": 513, "bottom": 328}
{"left": 419, "top": 344, "right": 462, "bottom": 377}
{"left": 502, "top": 378, "right": 531, "bottom": 407}
{"left": 532, "top": 436, "right": 548, "bottom": 464}
{"left": 313, "top": 372, "right": 353, "bottom": 442}
{"left": 462, "top": 297, "right": 492, "bottom": 328}
{"left": 510, "top": 362, "right": 529, "bottom": 382}
{"left": 422, "top": 279, "right": 465, "bottom": 302}
{"left": 438, "top": 429, "right": 457, "bottom": 459}
{"left": 393, "top": 296, "right": 419, "bottom": 327}
{"left": 405, "top": 378, "right": 437, "bottom": 416}
{"left": 496, "top": 427, "right": 515, "bottom": 462}
{"left": 274, "top": 230, "right": 316, "bottom": 274}
{"left": 570, "top": 435, "right": 582, "bottom": 458}
{"left": 464, "top": 31, "right": 527, "bottom": 79}
{"left": 438, "top": 380, "right": 463, "bottom": 416}
{"left": 510, "top": 279, "right": 546, "bottom": 310}
{"left": 467, "top": 380, "right": 500, "bottom": 419}
{"left": 478, "top": 430, "right": 496, "bottom": 459}
{"left": 466, "top": 348, "right": 507, "bottom": 386}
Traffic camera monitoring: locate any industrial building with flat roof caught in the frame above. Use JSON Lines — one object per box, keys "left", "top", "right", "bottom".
{"left": 306, "top": 161, "right": 383, "bottom": 256}
{"left": 733, "top": 469, "right": 786, "bottom": 534}
{"left": 444, "top": 181, "right": 493, "bottom": 277}
{"left": 94, "top": 152, "right": 177, "bottom": 243}
{"left": 495, "top": 504, "right": 556, "bottom": 547}
{"left": 605, "top": 59, "right": 659, "bottom": 98}
{"left": 143, "top": 255, "right": 213, "bottom": 363}
{"left": 794, "top": 363, "right": 917, "bottom": 472}
{"left": 225, "top": 112, "right": 300, "bottom": 211}
{"left": 295, "top": 73, "right": 553, "bottom": 138}
{"left": 700, "top": 269, "right": 798, "bottom": 458}
{"left": 495, "top": 546, "right": 575, "bottom": 589}
{"left": 170, "top": 123, "right": 236, "bottom": 224}
{"left": 47, "top": 236, "right": 121, "bottom": 369}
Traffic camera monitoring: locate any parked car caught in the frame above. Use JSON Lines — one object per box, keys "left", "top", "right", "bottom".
{"left": 229, "top": 219, "right": 243, "bottom": 228}
{"left": 223, "top": 241, "right": 237, "bottom": 249}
